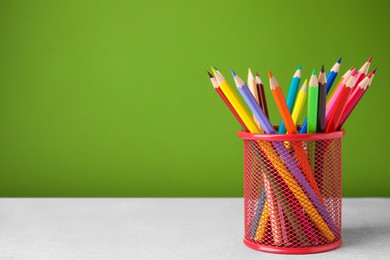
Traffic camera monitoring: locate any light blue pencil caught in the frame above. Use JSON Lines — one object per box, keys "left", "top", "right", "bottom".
{"left": 278, "top": 66, "right": 301, "bottom": 134}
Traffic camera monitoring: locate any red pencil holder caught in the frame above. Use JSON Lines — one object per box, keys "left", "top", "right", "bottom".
{"left": 238, "top": 130, "right": 345, "bottom": 254}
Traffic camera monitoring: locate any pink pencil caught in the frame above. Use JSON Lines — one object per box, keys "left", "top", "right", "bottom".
{"left": 350, "top": 56, "right": 372, "bottom": 97}
{"left": 326, "top": 72, "right": 356, "bottom": 132}
{"left": 325, "top": 68, "right": 356, "bottom": 125}
{"left": 338, "top": 69, "right": 376, "bottom": 128}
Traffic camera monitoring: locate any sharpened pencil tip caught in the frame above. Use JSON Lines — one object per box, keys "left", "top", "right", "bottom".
{"left": 207, "top": 71, "right": 213, "bottom": 78}
{"left": 256, "top": 72, "right": 259, "bottom": 77}
{"left": 297, "top": 65, "right": 301, "bottom": 70}
{"left": 351, "top": 68, "right": 357, "bottom": 76}
{"left": 368, "top": 68, "right": 377, "bottom": 77}
{"left": 321, "top": 65, "right": 325, "bottom": 73}
{"left": 337, "top": 57, "right": 342, "bottom": 63}
{"left": 368, "top": 56, "right": 373, "bottom": 62}
{"left": 230, "top": 69, "right": 236, "bottom": 77}
{"left": 213, "top": 66, "right": 218, "bottom": 71}
{"left": 312, "top": 68, "right": 316, "bottom": 75}
{"left": 267, "top": 70, "right": 272, "bottom": 78}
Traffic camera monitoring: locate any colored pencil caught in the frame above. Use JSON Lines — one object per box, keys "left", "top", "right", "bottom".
{"left": 278, "top": 66, "right": 301, "bottom": 134}
{"left": 255, "top": 72, "right": 269, "bottom": 119}
{"left": 254, "top": 203, "right": 269, "bottom": 240}
{"left": 338, "top": 68, "right": 376, "bottom": 128}
{"left": 249, "top": 187, "right": 267, "bottom": 238}
{"left": 317, "top": 65, "right": 327, "bottom": 132}
{"left": 326, "top": 57, "right": 342, "bottom": 94}
{"left": 298, "top": 118, "right": 308, "bottom": 134}
{"left": 291, "top": 79, "right": 308, "bottom": 126}
{"left": 233, "top": 71, "right": 336, "bottom": 239}
{"left": 247, "top": 68, "right": 258, "bottom": 103}
{"left": 325, "top": 72, "right": 356, "bottom": 132}
{"left": 354, "top": 56, "right": 372, "bottom": 86}
{"left": 315, "top": 66, "right": 327, "bottom": 198}
{"left": 307, "top": 69, "right": 319, "bottom": 133}
{"left": 208, "top": 72, "right": 249, "bottom": 131}
{"left": 269, "top": 70, "right": 297, "bottom": 134}
{"left": 247, "top": 68, "right": 262, "bottom": 129}
{"left": 326, "top": 68, "right": 353, "bottom": 106}
{"left": 325, "top": 68, "right": 356, "bottom": 126}
{"left": 262, "top": 170, "right": 283, "bottom": 245}
{"left": 350, "top": 57, "right": 372, "bottom": 100}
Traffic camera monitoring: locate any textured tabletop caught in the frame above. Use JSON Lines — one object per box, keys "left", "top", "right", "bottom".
{"left": 0, "top": 198, "right": 389, "bottom": 260}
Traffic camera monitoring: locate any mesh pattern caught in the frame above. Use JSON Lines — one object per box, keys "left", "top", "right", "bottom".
{"left": 243, "top": 137, "right": 342, "bottom": 248}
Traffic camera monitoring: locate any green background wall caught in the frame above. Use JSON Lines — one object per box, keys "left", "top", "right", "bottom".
{"left": 0, "top": 0, "right": 389, "bottom": 197}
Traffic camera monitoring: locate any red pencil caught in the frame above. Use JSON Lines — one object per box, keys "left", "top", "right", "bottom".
{"left": 351, "top": 56, "right": 372, "bottom": 97}
{"left": 325, "top": 72, "right": 356, "bottom": 132}
{"left": 338, "top": 68, "right": 376, "bottom": 128}
{"left": 208, "top": 71, "right": 249, "bottom": 131}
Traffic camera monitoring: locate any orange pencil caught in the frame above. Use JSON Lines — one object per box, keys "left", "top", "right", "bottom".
{"left": 268, "top": 70, "right": 297, "bottom": 134}
{"left": 268, "top": 70, "right": 323, "bottom": 201}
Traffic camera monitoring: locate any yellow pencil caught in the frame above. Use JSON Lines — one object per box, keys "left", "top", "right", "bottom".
{"left": 213, "top": 70, "right": 270, "bottom": 240}
{"left": 291, "top": 79, "right": 308, "bottom": 126}
{"left": 254, "top": 203, "right": 270, "bottom": 240}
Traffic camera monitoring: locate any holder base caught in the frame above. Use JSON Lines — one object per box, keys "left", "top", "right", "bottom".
{"left": 243, "top": 239, "right": 342, "bottom": 254}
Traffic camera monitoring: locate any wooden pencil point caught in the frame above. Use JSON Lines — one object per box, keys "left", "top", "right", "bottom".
{"left": 268, "top": 70, "right": 273, "bottom": 78}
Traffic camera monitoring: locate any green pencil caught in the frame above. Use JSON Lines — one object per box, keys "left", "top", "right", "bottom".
{"left": 307, "top": 69, "right": 319, "bottom": 133}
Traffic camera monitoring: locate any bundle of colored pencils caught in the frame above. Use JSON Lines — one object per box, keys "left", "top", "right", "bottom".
{"left": 208, "top": 57, "right": 376, "bottom": 135}
{"left": 207, "top": 57, "right": 376, "bottom": 246}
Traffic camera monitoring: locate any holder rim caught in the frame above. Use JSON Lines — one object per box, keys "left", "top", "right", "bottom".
{"left": 238, "top": 129, "right": 345, "bottom": 141}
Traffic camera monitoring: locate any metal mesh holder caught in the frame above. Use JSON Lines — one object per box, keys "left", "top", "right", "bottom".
{"left": 238, "top": 130, "right": 344, "bottom": 254}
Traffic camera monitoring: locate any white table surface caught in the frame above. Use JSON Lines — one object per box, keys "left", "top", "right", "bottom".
{"left": 0, "top": 198, "right": 389, "bottom": 260}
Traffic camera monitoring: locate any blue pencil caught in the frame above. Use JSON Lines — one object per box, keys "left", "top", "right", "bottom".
{"left": 326, "top": 57, "right": 342, "bottom": 94}
{"left": 278, "top": 66, "right": 301, "bottom": 134}
{"left": 299, "top": 119, "right": 308, "bottom": 134}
